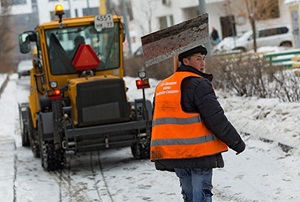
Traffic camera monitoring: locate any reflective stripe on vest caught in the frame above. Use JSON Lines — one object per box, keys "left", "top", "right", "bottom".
{"left": 152, "top": 115, "right": 202, "bottom": 126}
{"left": 151, "top": 133, "right": 217, "bottom": 146}
{"left": 151, "top": 71, "right": 228, "bottom": 161}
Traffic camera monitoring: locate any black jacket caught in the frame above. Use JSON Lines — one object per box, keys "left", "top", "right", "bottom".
{"left": 153, "top": 65, "right": 246, "bottom": 171}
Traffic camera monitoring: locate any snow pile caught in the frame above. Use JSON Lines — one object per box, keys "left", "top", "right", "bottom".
{"left": 0, "top": 74, "right": 300, "bottom": 202}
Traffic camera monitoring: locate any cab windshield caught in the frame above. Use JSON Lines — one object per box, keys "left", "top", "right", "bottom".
{"left": 45, "top": 23, "right": 120, "bottom": 75}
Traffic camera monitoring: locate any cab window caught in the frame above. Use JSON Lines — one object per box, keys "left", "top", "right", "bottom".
{"left": 45, "top": 23, "right": 120, "bottom": 75}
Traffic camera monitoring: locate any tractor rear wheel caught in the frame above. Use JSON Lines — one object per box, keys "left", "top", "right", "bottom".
{"left": 28, "top": 110, "right": 40, "bottom": 158}
{"left": 19, "top": 108, "right": 30, "bottom": 146}
{"left": 131, "top": 140, "right": 150, "bottom": 159}
{"left": 52, "top": 100, "right": 63, "bottom": 150}
{"left": 38, "top": 114, "right": 64, "bottom": 171}
{"left": 40, "top": 140, "right": 65, "bottom": 171}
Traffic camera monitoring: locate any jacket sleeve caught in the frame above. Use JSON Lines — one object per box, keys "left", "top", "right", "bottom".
{"left": 192, "top": 79, "right": 245, "bottom": 153}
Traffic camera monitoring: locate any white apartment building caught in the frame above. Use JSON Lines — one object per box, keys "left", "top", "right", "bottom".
{"left": 37, "top": 0, "right": 100, "bottom": 23}
{"left": 130, "top": 0, "right": 291, "bottom": 51}
{"left": 7, "top": 0, "right": 101, "bottom": 62}
{"left": 8, "top": 0, "right": 100, "bottom": 23}
{"left": 4, "top": 0, "right": 294, "bottom": 60}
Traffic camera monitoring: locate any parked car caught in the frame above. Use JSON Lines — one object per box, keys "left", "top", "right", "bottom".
{"left": 17, "top": 60, "right": 32, "bottom": 78}
{"left": 212, "top": 36, "right": 240, "bottom": 53}
{"left": 213, "top": 25, "right": 293, "bottom": 53}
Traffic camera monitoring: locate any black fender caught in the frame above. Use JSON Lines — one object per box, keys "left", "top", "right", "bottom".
{"left": 38, "top": 111, "right": 54, "bottom": 141}
{"left": 39, "top": 96, "right": 51, "bottom": 112}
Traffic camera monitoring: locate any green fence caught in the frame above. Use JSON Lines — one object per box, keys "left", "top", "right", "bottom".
{"left": 263, "top": 49, "right": 300, "bottom": 68}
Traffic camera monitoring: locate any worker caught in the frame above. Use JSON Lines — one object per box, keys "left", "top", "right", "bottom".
{"left": 151, "top": 45, "right": 246, "bottom": 202}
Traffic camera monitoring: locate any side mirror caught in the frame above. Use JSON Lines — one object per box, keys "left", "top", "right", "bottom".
{"left": 18, "top": 31, "right": 37, "bottom": 54}
{"left": 19, "top": 36, "right": 31, "bottom": 54}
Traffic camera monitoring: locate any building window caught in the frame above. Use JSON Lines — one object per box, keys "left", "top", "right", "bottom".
{"left": 75, "top": 9, "right": 78, "bottom": 17}
{"left": 162, "top": 0, "right": 171, "bottom": 6}
{"left": 158, "top": 15, "right": 174, "bottom": 29}
{"left": 11, "top": 0, "right": 26, "bottom": 5}
{"left": 82, "top": 7, "right": 99, "bottom": 16}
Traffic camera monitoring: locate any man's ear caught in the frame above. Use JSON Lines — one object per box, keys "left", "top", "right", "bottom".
{"left": 182, "top": 58, "right": 189, "bottom": 65}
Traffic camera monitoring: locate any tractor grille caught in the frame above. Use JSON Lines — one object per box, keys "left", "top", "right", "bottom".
{"left": 76, "top": 78, "right": 130, "bottom": 126}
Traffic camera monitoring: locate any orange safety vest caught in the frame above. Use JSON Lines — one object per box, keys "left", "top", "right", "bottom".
{"left": 151, "top": 71, "right": 228, "bottom": 161}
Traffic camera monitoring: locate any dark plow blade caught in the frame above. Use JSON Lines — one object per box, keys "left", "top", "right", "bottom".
{"left": 141, "top": 13, "right": 209, "bottom": 67}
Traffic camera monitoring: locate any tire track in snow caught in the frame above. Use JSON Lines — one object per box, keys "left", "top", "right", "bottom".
{"left": 0, "top": 73, "right": 9, "bottom": 98}
{"left": 51, "top": 155, "right": 92, "bottom": 202}
{"left": 90, "top": 151, "right": 114, "bottom": 202}
{"left": 49, "top": 152, "right": 115, "bottom": 201}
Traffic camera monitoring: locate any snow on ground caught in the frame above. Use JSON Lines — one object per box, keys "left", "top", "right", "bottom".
{"left": 0, "top": 73, "right": 7, "bottom": 84}
{"left": 0, "top": 73, "right": 300, "bottom": 202}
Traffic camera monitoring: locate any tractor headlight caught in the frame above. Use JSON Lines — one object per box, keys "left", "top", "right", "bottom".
{"left": 138, "top": 70, "right": 146, "bottom": 79}
{"left": 50, "top": 81, "right": 58, "bottom": 88}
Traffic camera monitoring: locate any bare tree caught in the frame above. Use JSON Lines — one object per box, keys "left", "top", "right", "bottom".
{"left": 243, "top": 0, "right": 279, "bottom": 52}
{"left": 0, "top": 0, "right": 15, "bottom": 72}
{"left": 108, "top": 0, "right": 133, "bottom": 20}
{"left": 132, "top": 0, "right": 160, "bottom": 34}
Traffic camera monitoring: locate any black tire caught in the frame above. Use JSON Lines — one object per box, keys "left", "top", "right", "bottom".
{"left": 131, "top": 141, "right": 150, "bottom": 159}
{"left": 38, "top": 113, "right": 65, "bottom": 171}
{"left": 280, "top": 41, "right": 292, "bottom": 48}
{"left": 28, "top": 109, "right": 40, "bottom": 158}
{"left": 131, "top": 100, "right": 151, "bottom": 159}
{"left": 233, "top": 47, "right": 246, "bottom": 52}
{"left": 21, "top": 122, "right": 30, "bottom": 147}
{"left": 52, "top": 100, "right": 63, "bottom": 150}
{"left": 19, "top": 107, "right": 30, "bottom": 146}
{"left": 29, "top": 131, "right": 40, "bottom": 158}
{"left": 40, "top": 140, "right": 65, "bottom": 171}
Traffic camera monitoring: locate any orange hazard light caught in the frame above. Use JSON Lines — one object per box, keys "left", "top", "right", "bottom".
{"left": 55, "top": 4, "right": 64, "bottom": 13}
{"left": 54, "top": 89, "right": 61, "bottom": 95}
{"left": 136, "top": 79, "right": 150, "bottom": 89}
{"left": 72, "top": 44, "right": 100, "bottom": 71}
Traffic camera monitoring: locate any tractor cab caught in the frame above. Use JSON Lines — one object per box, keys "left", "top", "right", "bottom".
{"left": 19, "top": 4, "right": 124, "bottom": 80}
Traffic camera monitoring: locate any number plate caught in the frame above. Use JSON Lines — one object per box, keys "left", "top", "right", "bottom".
{"left": 94, "top": 14, "right": 114, "bottom": 29}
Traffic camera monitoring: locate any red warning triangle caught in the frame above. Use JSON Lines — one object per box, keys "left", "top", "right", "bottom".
{"left": 72, "top": 44, "right": 100, "bottom": 71}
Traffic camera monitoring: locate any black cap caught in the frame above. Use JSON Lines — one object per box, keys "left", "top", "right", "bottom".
{"left": 178, "top": 45, "right": 207, "bottom": 62}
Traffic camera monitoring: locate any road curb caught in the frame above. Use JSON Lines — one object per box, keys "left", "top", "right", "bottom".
{"left": 0, "top": 74, "right": 9, "bottom": 98}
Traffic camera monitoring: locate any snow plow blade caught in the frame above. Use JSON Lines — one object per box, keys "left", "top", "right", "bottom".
{"left": 141, "top": 13, "right": 209, "bottom": 67}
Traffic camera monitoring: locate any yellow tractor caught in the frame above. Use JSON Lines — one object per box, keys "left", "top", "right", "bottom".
{"left": 18, "top": 4, "right": 152, "bottom": 171}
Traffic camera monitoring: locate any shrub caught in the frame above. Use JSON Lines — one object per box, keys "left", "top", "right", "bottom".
{"left": 125, "top": 52, "right": 300, "bottom": 102}
{"left": 206, "top": 53, "right": 300, "bottom": 102}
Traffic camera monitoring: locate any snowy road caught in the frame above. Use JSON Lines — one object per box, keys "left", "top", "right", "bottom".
{"left": 0, "top": 74, "right": 300, "bottom": 202}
